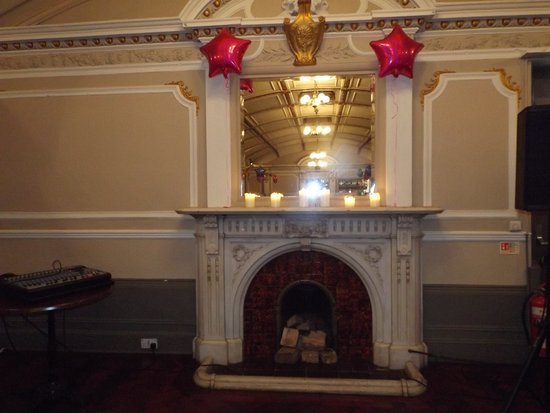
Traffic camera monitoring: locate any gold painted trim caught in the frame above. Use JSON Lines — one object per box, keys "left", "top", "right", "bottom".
{"left": 198, "top": 0, "right": 229, "bottom": 19}
{"left": 484, "top": 68, "right": 522, "bottom": 105}
{"left": 167, "top": 81, "right": 200, "bottom": 115}
{"left": 2, "top": 16, "right": 550, "bottom": 53}
{"left": 420, "top": 70, "right": 455, "bottom": 109}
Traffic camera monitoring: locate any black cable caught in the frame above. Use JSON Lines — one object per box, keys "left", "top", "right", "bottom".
{"left": 1, "top": 314, "right": 17, "bottom": 352}
{"left": 20, "top": 314, "right": 72, "bottom": 352}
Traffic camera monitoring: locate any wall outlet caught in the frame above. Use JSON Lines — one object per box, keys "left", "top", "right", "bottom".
{"left": 140, "top": 338, "right": 158, "bottom": 350}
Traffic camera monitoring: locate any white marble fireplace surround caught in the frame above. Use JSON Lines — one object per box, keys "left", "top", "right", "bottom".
{"left": 179, "top": 206, "right": 441, "bottom": 373}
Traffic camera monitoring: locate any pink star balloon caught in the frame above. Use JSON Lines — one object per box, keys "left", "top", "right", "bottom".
{"left": 240, "top": 78, "right": 253, "bottom": 93}
{"left": 369, "top": 24, "right": 424, "bottom": 79}
{"left": 199, "top": 28, "right": 252, "bottom": 79}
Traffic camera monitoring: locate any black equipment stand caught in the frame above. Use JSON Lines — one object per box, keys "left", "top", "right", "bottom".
{"left": 503, "top": 254, "right": 550, "bottom": 412}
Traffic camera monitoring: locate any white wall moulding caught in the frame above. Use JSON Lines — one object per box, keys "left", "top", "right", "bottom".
{"left": 0, "top": 229, "right": 194, "bottom": 239}
{"left": 424, "top": 209, "right": 521, "bottom": 219}
{"left": 0, "top": 85, "right": 199, "bottom": 208}
{"left": 0, "top": 211, "right": 184, "bottom": 219}
{"left": 423, "top": 230, "right": 528, "bottom": 242}
{"left": 178, "top": 207, "right": 441, "bottom": 371}
{"left": 422, "top": 71, "right": 519, "bottom": 212}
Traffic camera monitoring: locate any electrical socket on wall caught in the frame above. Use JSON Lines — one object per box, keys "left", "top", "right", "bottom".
{"left": 140, "top": 338, "right": 158, "bottom": 350}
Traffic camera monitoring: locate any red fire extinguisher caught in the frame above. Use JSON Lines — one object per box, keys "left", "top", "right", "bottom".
{"left": 528, "top": 284, "right": 547, "bottom": 357}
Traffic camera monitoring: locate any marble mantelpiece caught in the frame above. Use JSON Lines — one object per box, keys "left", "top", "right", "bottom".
{"left": 177, "top": 207, "right": 442, "bottom": 370}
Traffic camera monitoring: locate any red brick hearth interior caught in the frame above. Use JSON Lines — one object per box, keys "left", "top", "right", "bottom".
{"left": 243, "top": 251, "right": 373, "bottom": 363}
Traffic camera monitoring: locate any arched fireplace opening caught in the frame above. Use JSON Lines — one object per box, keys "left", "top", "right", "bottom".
{"left": 243, "top": 251, "right": 373, "bottom": 365}
{"left": 277, "top": 280, "right": 336, "bottom": 361}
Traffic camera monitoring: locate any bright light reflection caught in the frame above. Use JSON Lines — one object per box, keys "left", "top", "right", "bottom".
{"left": 305, "top": 181, "right": 322, "bottom": 198}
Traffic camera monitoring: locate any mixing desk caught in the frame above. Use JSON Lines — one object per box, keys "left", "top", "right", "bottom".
{"left": 0, "top": 265, "right": 112, "bottom": 302}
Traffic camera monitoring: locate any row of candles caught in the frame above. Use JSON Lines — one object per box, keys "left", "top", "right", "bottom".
{"left": 244, "top": 190, "right": 381, "bottom": 208}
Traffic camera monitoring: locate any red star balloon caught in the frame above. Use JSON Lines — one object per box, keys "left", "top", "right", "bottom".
{"left": 199, "top": 28, "right": 251, "bottom": 79}
{"left": 240, "top": 78, "right": 253, "bottom": 93}
{"left": 369, "top": 24, "right": 424, "bottom": 79}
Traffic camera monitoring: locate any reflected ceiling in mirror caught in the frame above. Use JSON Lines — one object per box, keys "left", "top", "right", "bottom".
{"left": 241, "top": 74, "right": 376, "bottom": 168}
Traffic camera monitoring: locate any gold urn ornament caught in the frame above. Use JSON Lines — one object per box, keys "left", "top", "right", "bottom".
{"left": 283, "top": 0, "right": 326, "bottom": 66}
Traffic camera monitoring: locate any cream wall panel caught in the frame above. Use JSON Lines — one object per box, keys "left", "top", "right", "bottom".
{"left": 0, "top": 237, "right": 196, "bottom": 279}
{"left": 424, "top": 73, "right": 517, "bottom": 211}
{"left": 432, "top": 79, "right": 508, "bottom": 209}
{"left": 0, "top": 86, "right": 195, "bottom": 211}
{"left": 422, "top": 241, "right": 527, "bottom": 286}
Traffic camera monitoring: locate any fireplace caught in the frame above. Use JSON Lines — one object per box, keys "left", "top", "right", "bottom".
{"left": 243, "top": 251, "right": 372, "bottom": 364}
{"left": 177, "top": 206, "right": 441, "bottom": 374}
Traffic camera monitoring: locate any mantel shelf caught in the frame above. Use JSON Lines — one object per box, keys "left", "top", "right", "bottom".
{"left": 176, "top": 207, "right": 443, "bottom": 216}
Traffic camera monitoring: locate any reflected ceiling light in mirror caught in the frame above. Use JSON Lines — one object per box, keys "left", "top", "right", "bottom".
{"left": 299, "top": 91, "right": 330, "bottom": 107}
{"left": 303, "top": 124, "right": 331, "bottom": 136}
{"left": 308, "top": 151, "right": 328, "bottom": 168}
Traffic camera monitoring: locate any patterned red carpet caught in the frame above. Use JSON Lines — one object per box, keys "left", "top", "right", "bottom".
{"left": 0, "top": 351, "right": 548, "bottom": 413}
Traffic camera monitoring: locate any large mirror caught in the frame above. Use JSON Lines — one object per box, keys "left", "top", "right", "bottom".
{"left": 240, "top": 73, "right": 376, "bottom": 197}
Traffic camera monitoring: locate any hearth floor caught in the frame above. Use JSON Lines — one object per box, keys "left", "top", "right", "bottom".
{"left": 210, "top": 358, "right": 408, "bottom": 380}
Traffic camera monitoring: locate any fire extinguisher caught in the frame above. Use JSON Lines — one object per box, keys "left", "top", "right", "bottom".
{"left": 525, "top": 284, "right": 547, "bottom": 357}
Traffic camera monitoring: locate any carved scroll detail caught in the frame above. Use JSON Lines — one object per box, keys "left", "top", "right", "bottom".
{"left": 420, "top": 70, "right": 455, "bottom": 108}
{"left": 484, "top": 68, "right": 521, "bottom": 104}
{"left": 167, "top": 81, "right": 200, "bottom": 115}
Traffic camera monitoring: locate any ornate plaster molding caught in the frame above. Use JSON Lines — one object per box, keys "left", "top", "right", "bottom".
{"left": 0, "top": 46, "right": 202, "bottom": 71}
{"left": 166, "top": 81, "right": 200, "bottom": 115}
{"left": 283, "top": 0, "right": 326, "bottom": 66}
{"left": 420, "top": 70, "right": 455, "bottom": 108}
{"left": 420, "top": 68, "right": 520, "bottom": 108}
{"left": 232, "top": 244, "right": 264, "bottom": 276}
{"left": 485, "top": 68, "right": 522, "bottom": 104}
{"left": 285, "top": 218, "right": 328, "bottom": 238}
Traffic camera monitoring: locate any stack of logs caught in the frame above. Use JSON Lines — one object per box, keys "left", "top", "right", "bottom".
{"left": 274, "top": 314, "right": 338, "bottom": 364}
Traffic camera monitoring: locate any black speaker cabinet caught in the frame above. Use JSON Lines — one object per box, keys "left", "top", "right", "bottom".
{"left": 516, "top": 105, "right": 550, "bottom": 211}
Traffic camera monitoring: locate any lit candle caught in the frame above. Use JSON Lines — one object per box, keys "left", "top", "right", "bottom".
{"left": 270, "top": 192, "right": 283, "bottom": 208}
{"left": 369, "top": 192, "right": 381, "bottom": 207}
{"left": 244, "top": 193, "right": 257, "bottom": 208}
{"left": 299, "top": 189, "right": 308, "bottom": 207}
{"left": 320, "top": 188, "right": 330, "bottom": 207}
{"left": 344, "top": 195, "right": 356, "bottom": 208}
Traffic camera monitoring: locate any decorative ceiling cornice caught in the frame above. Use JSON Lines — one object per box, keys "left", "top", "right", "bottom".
{"left": 0, "top": 4, "right": 549, "bottom": 54}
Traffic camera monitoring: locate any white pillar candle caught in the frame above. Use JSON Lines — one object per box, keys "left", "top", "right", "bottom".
{"left": 320, "top": 189, "right": 330, "bottom": 207}
{"left": 299, "top": 189, "right": 308, "bottom": 207}
{"left": 369, "top": 192, "right": 381, "bottom": 207}
{"left": 344, "top": 195, "right": 356, "bottom": 208}
{"left": 270, "top": 192, "right": 283, "bottom": 208}
{"left": 244, "top": 193, "right": 257, "bottom": 208}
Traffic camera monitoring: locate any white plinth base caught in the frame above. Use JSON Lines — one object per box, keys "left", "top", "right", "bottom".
{"left": 194, "top": 357, "right": 428, "bottom": 397}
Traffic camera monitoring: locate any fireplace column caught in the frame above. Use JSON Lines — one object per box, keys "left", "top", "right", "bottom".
{"left": 193, "top": 215, "right": 231, "bottom": 364}
{"left": 388, "top": 215, "right": 427, "bottom": 369}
